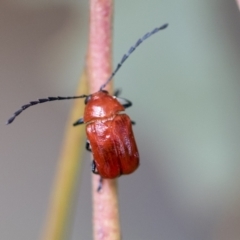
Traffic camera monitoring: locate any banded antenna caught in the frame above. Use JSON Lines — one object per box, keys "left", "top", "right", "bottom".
{"left": 6, "top": 95, "right": 87, "bottom": 125}
{"left": 100, "top": 23, "right": 168, "bottom": 90}
{"left": 6, "top": 23, "right": 168, "bottom": 125}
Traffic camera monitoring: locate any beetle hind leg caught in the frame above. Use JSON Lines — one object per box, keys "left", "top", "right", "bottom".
{"left": 91, "top": 160, "right": 103, "bottom": 192}
{"left": 92, "top": 160, "right": 99, "bottom": 175}
{"left": 97, "top": 177, "right": 103, "bottom": 192}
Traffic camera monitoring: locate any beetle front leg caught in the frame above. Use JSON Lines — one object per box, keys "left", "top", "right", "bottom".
{"left": 114, "top": 89, "right": 133, "bottom": 109}
{"left": 121, "top": 98, "right": 132, "bottom": 109}
{"left": 116, "top": 97, "right": 133, "bottom": 109}
{"left": 73, "top": 117, "right": 84, "bottom": 126}
{"left": 114, "top": 89, "right": 121, "bottom": 97}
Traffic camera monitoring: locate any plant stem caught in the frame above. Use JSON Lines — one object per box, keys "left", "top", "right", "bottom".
{"left": 236, "top": 0, "right": 240, "bottom": 10}
{"left": 87, "top": 0, "right": 121, "bottom": 239}
{"left": 41, "top": 71, "right": 88, "bottom": 240}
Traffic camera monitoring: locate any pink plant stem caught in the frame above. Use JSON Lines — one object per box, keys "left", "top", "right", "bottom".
{"left": 87, "top": 0, "right": 121, "bottom": 240}
{"left": 236, "top": 0, "right": 240, "bottom": 10}
{"left": 88, "top": 0, "right": 113, "bottom": 93}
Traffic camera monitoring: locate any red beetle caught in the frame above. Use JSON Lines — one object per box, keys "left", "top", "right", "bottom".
{"left": 82, "top": 90, "right": 139, "bottom": 178}
{"left": 7, "top": 24, "right": 168, "bottom": 183}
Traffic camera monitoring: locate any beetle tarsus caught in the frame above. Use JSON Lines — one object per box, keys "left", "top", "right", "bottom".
{"left": 114, "top": 89, "right": 121, "bottom": 97}
{"left": 114, "top": 89, "right": 133, "bottom": 109}
{"left": 86, "top": 140, "right": 91, "bottom": 152}
{"left": 122, "top": 98, "right": 132, "bottom": 109}
{"left": 73, "top": 118, "right": 84, "bottom": 126}
{"left": 92, "top": 160, "right": 99, "bottom": 175}
{"left": 116, "top": 97, "right": 132, "bottom": 109}
{"left": 97, "top": 177, "right": 103, "bottom": 192}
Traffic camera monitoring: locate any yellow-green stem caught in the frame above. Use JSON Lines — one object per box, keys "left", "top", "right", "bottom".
{"left": 40, "top": 71, "right": 88, "bottom": 240}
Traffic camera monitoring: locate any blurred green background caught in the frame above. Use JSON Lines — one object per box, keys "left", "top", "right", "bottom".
{"left": 1, "top": 0, "right": 240, "bottom": 239}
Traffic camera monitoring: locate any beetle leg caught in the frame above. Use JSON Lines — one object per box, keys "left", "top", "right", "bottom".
{"left": 91, "top": 161, "right": 103, "bottom": 192}
{"left": 114, "top": 89, "right": 133, "bottom": 109}
{"left": 116, "top": 97, "right": 132, "bottom": 109}
{"left": 86, "top": 140, "right": 92, "bottom": 152}
{"left": 114, "top": 89, "right": 121, "bottom": 97}
{"left": 92, "top": 160, "right": 99, "bottom": 175}
{"left": 97, "top": 177, "right": 103, "bottom": 192}
{"left": 122, "top": 98, "right": 132, "bottom": 109}
{"left": 72, "top": 117, "right": 84, "bottom": 126}
{"left": 131, "top": 120, "right": 136, "bottom": 125}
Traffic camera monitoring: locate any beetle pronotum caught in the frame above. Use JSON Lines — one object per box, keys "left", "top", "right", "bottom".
{"left": 7, "top": 23, "right": 168, "bottom": 189}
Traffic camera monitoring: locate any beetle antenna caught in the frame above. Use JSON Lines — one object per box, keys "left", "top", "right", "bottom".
{"left": 6, "top": 95, "right": 88, "bottom": 125}
{"left": 100, "top": 23, "right": 168, "bottom": 91}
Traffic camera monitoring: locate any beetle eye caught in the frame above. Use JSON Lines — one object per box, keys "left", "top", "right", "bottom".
{"left": 101, "top": 90, "right": 109, "bottom": 94}
{"left": 85, "top": 95, "right": 91, "bottom": 105}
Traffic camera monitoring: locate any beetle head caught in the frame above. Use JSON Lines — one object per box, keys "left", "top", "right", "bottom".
{"left": 84, "top": 90, "right": 109, "bottom": 105}
{"left": 83, "top": 90, "right": 124, "bottom": 122}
